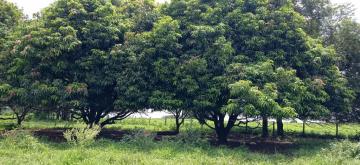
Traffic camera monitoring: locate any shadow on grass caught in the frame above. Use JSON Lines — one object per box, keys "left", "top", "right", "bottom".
{"left": 31, "top": 127, "right": 333, "bottom": 161}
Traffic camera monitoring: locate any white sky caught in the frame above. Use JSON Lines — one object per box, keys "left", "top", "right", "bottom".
{"left": 6, "top": 0, "right": 360, "bottom": 21}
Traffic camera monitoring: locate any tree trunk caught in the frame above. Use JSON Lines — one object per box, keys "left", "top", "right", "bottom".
{"left": 12, "top": 107, "right": 29, "bottom": 126}
{"left": 175, "top": 116, "right": 181, "bottom": 134}
{"left": 194, "top": 111, "right": 238, "bottom": 145}
{"left": 15, "top": 113, "right": 25, "bottom": 126}
{"left": 61, "top": 110, "right": 70, "bottom": 121}
{"left": 216, "top": 129, "right": 229, "bottom": 145}
{"left": 262, "top": 116, "right": 269, "bottom": 138}
{"left": 16, "top": 116, "right": 23, "bottom": 126}
{"left": 302, "top": 120, "right": 306, "bottom": 136}
{"left": 173, "top": 110, "right": 186, "bottom": 134}
{"left": 215, "top": 113, "right": 237, "bottom": 145}
{"left": 245, "top": 121, "right": 248, "bottom": 133}
{"left": 276, "top": 118, "right": 284, "bottom": 137}
{"left": 336, "top": 122, "right": 339, "bottom": 138}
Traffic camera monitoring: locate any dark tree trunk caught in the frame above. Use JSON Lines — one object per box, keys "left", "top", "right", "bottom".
{"left": 16, "top": 116, "right": 23, "bottom": 126}
{"left": 302, "top": 120, "right": 306, "bottom": 136}
{"left": 15, "top": 113, "right": 26, "bottom": 126}
{"left": 277, "top": 118, "right": 284, "bottom": 137}
{"left": 336, "top": 121, "right": 339, "bottom": 138}
{"left": 216, "top": 128, "right": 230, "bottom": 145}
{"left": 195, "top": 111, "right": 238, "bottom": 145}
{"left": 12, "top": 107, "right": 30, "bottom": 126}
{"left": 215, "top": 114, "right": 237, "bottom": 145}
{"left": 262, "top": 116, "right": 269, "bottom": 138}
{"left": 61, "top": 110, "right": 70, "bottom": 121}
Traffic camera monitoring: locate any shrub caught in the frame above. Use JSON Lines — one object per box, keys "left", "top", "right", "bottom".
{"left": 323, "top": 140, "right": 360, "bottom": 160}
{"left": 121, "top": 129, "right": 156, "bottom": 148}
{"left": 174, "top": 128, "right": 207, "bottom": 146}
{"left": 63, "top": 124, "right": 101, "bottom": 146}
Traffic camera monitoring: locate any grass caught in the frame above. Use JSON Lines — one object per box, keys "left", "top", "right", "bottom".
{"left": 0, "top": 130, "right": 359, "bottom": 165}
{"left": 0, "top": 117, "right": 360, "bottom": 164}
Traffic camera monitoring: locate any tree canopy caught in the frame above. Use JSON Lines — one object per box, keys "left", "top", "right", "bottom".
{"left": 0, "top": 0, "right": 357, "bottom": 144}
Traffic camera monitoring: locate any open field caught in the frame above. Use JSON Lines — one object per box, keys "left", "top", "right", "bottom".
{"left": 0, "top": 118, "right": 360, "bottom": 165}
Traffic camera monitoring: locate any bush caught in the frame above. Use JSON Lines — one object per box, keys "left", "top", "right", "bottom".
{"left": 323, "top": 140, "right": 360, "bottom": 160}
{"left": 63, "top": 124, "right": 101, "bottom": 146}
{"left": 173, "top": 128, "right": 208, "bottom": 146}
{"left": 121, "top": 129, "right": 156, "bottom": 148}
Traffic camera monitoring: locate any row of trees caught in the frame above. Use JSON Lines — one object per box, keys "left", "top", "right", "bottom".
{"left": 0, "top": 0, "right": 358, "bottom": 144}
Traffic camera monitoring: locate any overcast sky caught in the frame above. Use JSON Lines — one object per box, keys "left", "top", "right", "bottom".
{"left": 7, "top": 0, "right": 360, "bottom": 21}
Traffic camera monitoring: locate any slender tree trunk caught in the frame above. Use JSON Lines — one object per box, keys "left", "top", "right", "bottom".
{"left": 173, "top": 110, "right": 186, "bottom": 134}
{"left": 15, "top": 113, "right": 25, "bottom": 126}
{"left": 272, "top": 122, "right": 275, "bottom": 137}
{"left": 262, "top": 116, "right": 269, "bottom": 138}
{"left": 245, "top": 121, "right": 248, "bottom": 134}
{"left": 336, "top": 121, "right": 339, "bottom": 138}
{"left": 277, "top": 118, "right": 284, "bottom": 137}
{"left": 12, "top": 107, "right": 29, "bottom": 126}
{"left": 175, "top": 116, "right": 181, "bottom": 134}
{"left": 16, "top": 116, "right": 23, "bottom": 126}
{"left": 302, "top": 120, "right": 306, "bottom": 136}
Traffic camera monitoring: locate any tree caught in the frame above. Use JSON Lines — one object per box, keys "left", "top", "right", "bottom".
{"left": 334, "top": 20, "right": 360, "bottom": 122}
{"left": 0, "top": 0, "right": 23, "bottom": 118}
{"left": 0, "top": 82, "right": 57, "bottom": 125}
{"left": 325, "top": 66, "right": 355, "bottom": 136}
{"left": 161, "top": 0, "right": 347, "bottom": 142}
{"left": 0, "top": 0, "right": 23, "bottom": 50}
{"left": 295, "top": 79, "right": 329, "bottom": 135}
{"left": 4, "top": 0, "right": 155, "bottom": 127}
{"left": 138, "top": 16, "right": 189, "bottom": 133}
{"left": 228, "top": 61, "right": 297, "bottom": 137}
{"left": 0, "top": 20, "right": 59, "bottom": 125}
{"left": 293, "top": 0, "right": 354, "bottom": 42}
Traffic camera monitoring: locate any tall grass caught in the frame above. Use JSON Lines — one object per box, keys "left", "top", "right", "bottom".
{"left": 0, "top": 130, "right": 359, "bottom": 165}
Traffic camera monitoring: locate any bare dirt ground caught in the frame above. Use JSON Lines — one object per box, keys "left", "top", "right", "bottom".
{"left": 32, "top": 128, "right": 298, "bottom": 153}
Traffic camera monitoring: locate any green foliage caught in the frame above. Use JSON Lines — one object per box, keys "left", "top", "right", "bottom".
{"left": 63, "top": 124, "right": 101, "bottom": 146}
{"left": 334, "top": 20, "right": 360, "bottom": 121}
{"left": 323, "top": 140, "right": 360, "bottom": 160}
{"left": 0, "top": 0, "right": 357, "bottom": 143}
{"left": 0, "top": 0, "right": 23, "bottom": 48}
